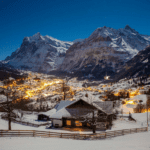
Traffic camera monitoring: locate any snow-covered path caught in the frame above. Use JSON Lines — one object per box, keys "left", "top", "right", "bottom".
{"left": 0, "top": 131, "right": 150, "bottom": 150}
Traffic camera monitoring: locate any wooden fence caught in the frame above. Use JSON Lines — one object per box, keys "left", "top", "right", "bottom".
{"left": 0, "top": 127, "right": 147, "bottom": 140}
{"left": 2, "top": 118, "right": 49, "bottom": 127}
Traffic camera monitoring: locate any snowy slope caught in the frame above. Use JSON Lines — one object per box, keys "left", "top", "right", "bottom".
{"left": 141, "top": 34, "right": 150, "bottom": 41}
{"left": 115, "top": 46, "right": 150, "bottom": 80}
{"left": 0, "top": 61, "right": 25, "bottom": 80}
{"left": 5, "top": 33, "right": 73, "bottom": 73}
{"left": 60, "top": 25, "right": 150, "bottom": 79}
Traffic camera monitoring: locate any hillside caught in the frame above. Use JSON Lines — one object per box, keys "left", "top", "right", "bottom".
{"left": 115, "top": 46, "right": 150, "bottom": 80}
{"left": 0, "top": 61, "right": 25, "bottom": 80}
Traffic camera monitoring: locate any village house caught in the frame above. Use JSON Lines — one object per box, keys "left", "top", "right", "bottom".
{"left": 38, "top": 98, "right": 114, "bottom": 130}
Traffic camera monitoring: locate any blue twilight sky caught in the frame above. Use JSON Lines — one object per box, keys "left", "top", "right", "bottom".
{"left": 0, "top": 0, "right": 150, "bottom": 60}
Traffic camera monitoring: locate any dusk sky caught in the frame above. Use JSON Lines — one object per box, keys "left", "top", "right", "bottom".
{"left": 0, "top": 0, "right": 150, "bottom": 60}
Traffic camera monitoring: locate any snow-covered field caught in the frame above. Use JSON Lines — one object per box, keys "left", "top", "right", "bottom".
{"left": 109, "top": 112, "right": 150, "bottom": 130}
{"left": 0, "top": 118, "right": 97, "bottom": 134}
{"left": 0, "top": 112, "right": 150, "bottom": 133}
{"left": 0, "top": 131, "right": 150, "bottom": 150}
{"left": 0, "top": 111, "right": 150, "bottom": 150}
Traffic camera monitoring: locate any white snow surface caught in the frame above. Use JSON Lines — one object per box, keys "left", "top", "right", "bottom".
{"left": 0, "top": 130, "right": 150, "bottom": 150}
{"left": 0, "top": 106, "right": 150, "bottom": 150}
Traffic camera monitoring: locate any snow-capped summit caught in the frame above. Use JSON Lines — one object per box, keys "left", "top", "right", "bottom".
{"left": 124, "top": 25, "right": 134, "bottom": 30}
{"left": 123, "top": 25, "right": 138, "bottom": 33}
{"left": 60, "top": 25, "right": 150, "bottom": 79}
{"left": 4, "top": 25, "right": 150, "bottom": 78}
{"left": 29, "top": 32, "right": 41, "bottom": 42}
{"left": 5, "top": 33, "right": 73, "bottom": 73}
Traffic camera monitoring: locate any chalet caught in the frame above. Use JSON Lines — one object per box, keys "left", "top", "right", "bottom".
{"left": 50, "top": 99, "right": 113, "bottom": 129}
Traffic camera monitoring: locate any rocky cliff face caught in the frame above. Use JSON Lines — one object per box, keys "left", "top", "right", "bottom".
{"left": 5, "top": 32, "right": 73, "bottom": 73}
{"left": 59, "top": 25, "right": 150, "bottom": 79}
{"left": 115, "top": 46, "right": 150, "bottom": 80}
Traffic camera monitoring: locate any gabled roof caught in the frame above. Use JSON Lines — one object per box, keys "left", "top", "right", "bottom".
{"left": 51, "top": 100, "right": 75, "bottom": 119}
{"left": 66, "top": 99, "right": 97, "bottom": 109}
{"left": 51, "top": 107, "right": 72, "bottom": 119}
{"left": 51, "top": 99, "right": 108, "bottom": 119}
{"left": 41, "top": 100, "right": 74, "bottom": 117}
{"left": 55, "top": 100, "right": 74, "bottom": 111}
{"left": 93, "top": 101, "right": 113, "bottom": 114}
{"left": 41, "top": 108, "right": 57, "bottom": 117}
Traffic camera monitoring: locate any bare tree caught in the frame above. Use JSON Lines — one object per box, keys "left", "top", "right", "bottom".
{"left": 38, "top": 96, "right": 44, "bottom": 111}
{"left": 103, "top": 90, "right": 117, "bottom": 101}
{"left": 81, "top": 111, "right": 97, "bottom": 133}
{"left": 61, "top": 78, "right": 74, "bottom": 100}
{"left": 61, "top": 80, "right": 66, "bottom": 100}
{"left": 134, "top": 100, "right": 144, "bottom": 113}
{"left": 0, "top": 78, "right": 27, "bottom": 130}
{"left": 146, "top": 95, "right": 150, "bottom": 109}
{"left": 0, "top": 85, "right": 17, "bottom": 130}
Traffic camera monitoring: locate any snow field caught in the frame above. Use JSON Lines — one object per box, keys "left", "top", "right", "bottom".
{"left": 0, "top": 131, "right": 150, "bottom": 150}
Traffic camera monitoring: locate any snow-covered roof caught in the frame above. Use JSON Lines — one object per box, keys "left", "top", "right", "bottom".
{"left": 51, "top": 99, "right": 93, "bottom": 119}
{"left": 41, "top": 108, "right": 57, "bottom": 117}
{"left": 93, "top": 101, "right": 113, "bottom": 114}
{"left": 51, "top": 99, "right": 110, "bottom": 119}
{"left": 40, "top": 100, "right": 75, "bottom": 118}
{"left": 131, "top": 94, "right": 147, "bottom": 104}
{"left": 51, "top": 107, "right": 72, "bottom": 119}
{"left": 54, "top": 100, "right": 74, "bottom": 111}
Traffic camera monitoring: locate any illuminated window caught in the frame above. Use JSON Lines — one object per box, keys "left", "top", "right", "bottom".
{"left": 75, "top": 121, "right": 82, "bottom": 127}
{"left": 87, "top": 123, "right": 91, "bottom": 127}
{"left": 66, "top": 120, "right": 71, "bottom": 126}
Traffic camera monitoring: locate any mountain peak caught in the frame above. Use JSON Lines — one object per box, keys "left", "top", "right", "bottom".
{"left": 124, "top": 25, "right": 132, "bottom": 30}
{"left": 32, "top": 32, "right": 41, "bottom": 38}
{"left": 124, "top": 25, "right": 136, "bottom": 32}
{"left": 34, "top": 32, "right": 41, "bottom": 36}
{"left": 124, "top": 25, "right": 138, "bottom": 34}
{"left": 6, "top": 33, "right": 73, "bottom": 72}
{"left": 89, "top": 26, "right": 114, "bottom": 39}
{"left": 28, "top": 32, "right": 42, "bottom": 42}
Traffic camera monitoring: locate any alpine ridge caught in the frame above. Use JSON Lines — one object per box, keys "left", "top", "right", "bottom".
{"left": 59, "top": 25, "right": 150, "bottom": 79}
{"left": 115, "top": 45, "right": 150, "bottom": 80}
{"left": 5, "top": 33, "right": 73, "bottom": 73}
{"left": 4, "top": 25, "right": 150, "bottom": 79}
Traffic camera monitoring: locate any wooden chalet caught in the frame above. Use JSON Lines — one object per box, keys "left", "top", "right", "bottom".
{"left": 50, "top": 99, "right": 113, "bottom": 129}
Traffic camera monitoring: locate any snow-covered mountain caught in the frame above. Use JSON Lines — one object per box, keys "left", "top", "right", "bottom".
{"left": 115, "top": 46, "right": 150, "bottom": 80}
{"left": 5, "top": 32, "right": 73, "bottom": 73}
{"left": 60, "top": 25, "right": 150, "bottom": 79}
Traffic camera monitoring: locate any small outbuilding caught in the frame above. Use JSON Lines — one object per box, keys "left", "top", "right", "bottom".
{"left": 38, "top": 114, "right": 49, "bottom": 121}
